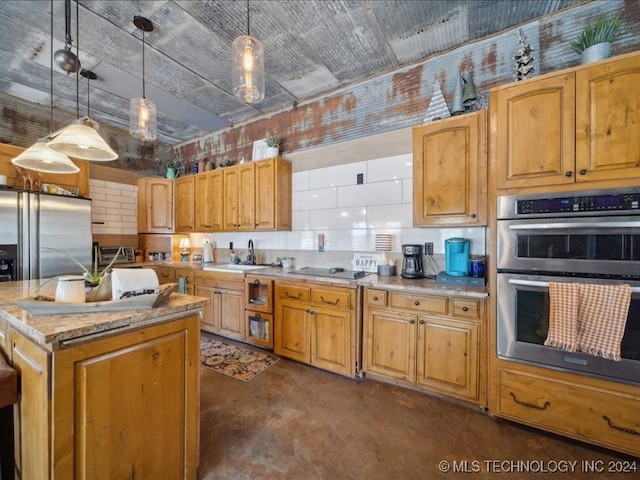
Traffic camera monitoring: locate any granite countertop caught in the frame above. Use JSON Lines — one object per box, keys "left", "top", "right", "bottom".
{"left": 0, "top": 279, "right": 208, "bottom": 347}
{"left": 128, "top": 261, "right": 489, "bottom": 298}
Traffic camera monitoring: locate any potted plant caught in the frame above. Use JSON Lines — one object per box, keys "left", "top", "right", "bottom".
{"left": 265, "top": 135, "right": 280, "bottom": 158}
{"left": 165, "top": 159, "right": 179, "bottom": 178}
{"left": 44, "top": 246, "right": 123, "bottom": 302}
{"left": 570, "top": 14, "right": 622, "bottom": 64}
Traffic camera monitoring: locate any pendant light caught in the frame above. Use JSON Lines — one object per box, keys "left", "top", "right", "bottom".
{"left": 232, "top": 0, "right": 264, "bottom": 104}
{"left": 47, "top": 0, "right": 118, "bottom": 162}
{"left": 129, "top": 16, "right": 157, "bottom": 141}
{"left": 11, "top": 0, "right": 79, "bottom": 174}
{"left": 53, "top": 0, "right": 81, "bottom": 74}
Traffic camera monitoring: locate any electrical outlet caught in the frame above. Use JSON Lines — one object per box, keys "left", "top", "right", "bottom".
{"left": 357, "top": 173, "right": 364, "bottom": 185}
{"left": 425, "top": 242, "right": 434, "bottom": 255}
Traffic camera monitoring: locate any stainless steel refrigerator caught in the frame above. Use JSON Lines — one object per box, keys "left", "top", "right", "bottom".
{"left": 0, "top": 190, "right": 92, "bottom": 280}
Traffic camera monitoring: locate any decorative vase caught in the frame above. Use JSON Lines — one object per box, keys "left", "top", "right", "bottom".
{"left": 166, "top": 167, "right": 176, "bottom": 179}
{"left": 265, "top": 147, "right": 279, "bottom": 158}
{"left": 580, "top": 42, "right": 611, "bottom": 65}
{"left": 86, "top": 273, "right": 112, "bottom": 302}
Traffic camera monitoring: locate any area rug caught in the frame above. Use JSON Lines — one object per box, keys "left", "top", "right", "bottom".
{"left": 200, "top": 336, "right": 279, "bottom": 382}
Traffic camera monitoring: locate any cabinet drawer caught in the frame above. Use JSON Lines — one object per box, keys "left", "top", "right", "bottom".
{"left": 278, "top": 284, "right": 310, "bottom": 302}
{"left": 389, "top": 292, "right": 447, "bottom": 315}
{"left": 366, "top": 289, "right": 387, "bottom": 307}
{"left": 154, "top": 267, "right": 174, "bottom": 283}
{"left": 312, "top": 288, "right": 351, "bottom": 309}
{"left": 498, "top": 368, "right": 640, "bottom": 456}
{"left": 451, "top": 298, "right": 480, "bottom": 319}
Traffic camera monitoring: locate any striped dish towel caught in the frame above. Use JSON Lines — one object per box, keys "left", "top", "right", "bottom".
{"left": 577, "top": 284, "right": 631, "bottom": 361}
{"left": 544, "top": 282, "right": 579, "bottom": 352}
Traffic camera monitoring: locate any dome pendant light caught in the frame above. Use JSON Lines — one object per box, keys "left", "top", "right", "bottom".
{"left": 232, "top": 0, "right": 264, "bottom": 104}
{"left": 130, "top": 16, "right": 157, "bottom": 141}
{"left": 48, "top": 0, "right": 118, "bottom": 161}
{"left": 12, "top": 0, "right": 79, "bottom": 174}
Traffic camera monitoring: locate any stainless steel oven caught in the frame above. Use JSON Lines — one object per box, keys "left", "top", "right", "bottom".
{"left": 496, "top": 188, "right": 640, "bottom": 386}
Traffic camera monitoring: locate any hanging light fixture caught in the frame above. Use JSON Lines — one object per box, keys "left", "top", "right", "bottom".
{"left": 53, "top": 0, "right": 81, "bottom": 74}
{"left": 232, "top": 0, "right": 264, "bottom": 104}
{"left": 129, "top": 15, "right": 157, "bottom": 141}
{"left": 47, "top": 0, "right": 118, "bottom": 162}
{"left": 11, "top": 0, "right": 79, "bottom": 174}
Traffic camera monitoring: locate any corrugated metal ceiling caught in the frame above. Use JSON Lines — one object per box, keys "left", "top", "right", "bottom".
{"left": 0, "top": 0, "right": 585, "bottom": 145}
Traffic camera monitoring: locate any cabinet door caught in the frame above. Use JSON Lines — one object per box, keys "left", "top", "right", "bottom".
{"left": 576, "top": 55, "right": 640, "bottom": 182}
{"left": 195, "top": 284, "right": 217, "bottom": 333}
{"left": 237, "top": 163, "right": 255, "bottom": 230}
{"left": 417, "top": 316, "right": 479, "bottom": 401}
{"left": 223, "top": 168, "right": 239, "bottom": 230}
{"left": 217, "top": 288, "right": 244, "bottom": 340}
{"left": 194, "top": 172, "right": 213, "bottom": 231}
{"left": 275, "top": 300, "right": 310, "bottom": 364}
{"left": 364, "top": 309, "right": 416, "bottom": 382}
{"left": 413, "top": 110, "right": 487, "bottom": 226}
{"left": 174, "top": 177, "right": 195, "bottom": 232}
{"left": 209, "top": 170, "right": 224, "bottom": 231}
{"left": 10, "top": 330, "right": 51, "bottom": 480}
{"left": 310, "top": 305, "right": 353, "bottom": 376}
{"left": 493, "top": 73, "right": 576, "bottom": 189}
{"left": 139, "top": 178, "right": 173, "bottom": 232}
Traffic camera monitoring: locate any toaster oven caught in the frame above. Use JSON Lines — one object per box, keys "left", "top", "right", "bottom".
{"left": 98, "top": 246, "right": 136, "bottom": 266}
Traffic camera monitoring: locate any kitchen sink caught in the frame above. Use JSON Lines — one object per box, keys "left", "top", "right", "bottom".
{"left": 202, "top": 264, "right": 267, "bottom": 273}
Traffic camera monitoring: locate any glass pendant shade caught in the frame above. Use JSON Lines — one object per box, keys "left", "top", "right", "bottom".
{"left": 48, "top": 118, "right": 118, "bottom": 161}
{"left": 232, "top": 35, "right": 264, "bottom": 104}
{"left": 12, "top": 141, "right": 80, "bottom": 174}
{"left": 130, "top": 97, "right": 157, "bottom": 141}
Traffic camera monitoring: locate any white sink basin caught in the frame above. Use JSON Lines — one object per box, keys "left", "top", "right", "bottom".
{"left": 202, "top": 264, "right": 267, "bottom": 273}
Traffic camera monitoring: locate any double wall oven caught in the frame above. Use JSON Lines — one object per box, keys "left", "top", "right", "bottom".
{"left": 496, "top": 188, "right": 640, "bottom": 386}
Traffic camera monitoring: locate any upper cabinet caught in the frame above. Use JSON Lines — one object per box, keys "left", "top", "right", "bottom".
{"left": 255, "top": 158, "right": 292, "bottom": 231}
{"left": 174, "top": 176, "right": 195, "bottom": 232}
{"left": 492, "top": 51, "right": 640, "bottom": 189}
{"left": 223, "top": 162, "right": 255, "bottom": 231}
{"left": 137, "top": 177, "right": 174, "bottom": 233}
{"left": 413, "top": 110, "right": 487, "bottom": 226}
{"left": 195, "top": 169, "right": 223, "bottom": 231}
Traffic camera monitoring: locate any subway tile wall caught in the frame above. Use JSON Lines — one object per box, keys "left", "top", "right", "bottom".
{"left": 89, "top": 179, "right": 138, "bottom": 235}
{"left": 207, "top": 153, "right": 486, "bottom": 268}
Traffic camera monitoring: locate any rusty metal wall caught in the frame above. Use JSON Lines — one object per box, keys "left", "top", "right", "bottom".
{"left": 174, "top": 1, "right": 640, "bottom": 170}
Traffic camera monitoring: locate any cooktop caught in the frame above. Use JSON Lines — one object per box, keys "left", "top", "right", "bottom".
{"left": 289, "top": 267, "right": 371, "bottom": 280}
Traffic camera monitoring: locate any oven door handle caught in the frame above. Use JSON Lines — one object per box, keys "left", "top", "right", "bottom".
{"left": 508, "top": 221, "right": 640, "bottom": 230}
{"left": 508, "top": 278, "right": 640, "bottom": 293}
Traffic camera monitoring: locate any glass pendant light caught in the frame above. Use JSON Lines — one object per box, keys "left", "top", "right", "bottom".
{"left": 130, "top": 16, "right": 157, "bottom": 141}
{"left": 48, "top": 0, "right": 118, "bottom": 161}
{"left": 12, "top": 0, "right": 79, "bottom": 174}
{"left": 232, "top": 0, "right": 264, "bottom": 104}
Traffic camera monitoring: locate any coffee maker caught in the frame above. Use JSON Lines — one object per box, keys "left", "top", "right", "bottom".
{"left": 444, "top": 238, "right": 470, "bottom": 276}
{"left": 401, "top": 244, "right": 424, "bottom": 279}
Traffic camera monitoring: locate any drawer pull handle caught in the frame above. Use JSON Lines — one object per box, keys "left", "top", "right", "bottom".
{"left": 462, "top": 306, "right": 468, "bottom": 312}
{"left": 509, "top": 392, "right": 550, "bottom": 410}
{"left": 320, "top": 296, "right": 340, "bottom": 305}
{"left": 414, "top": 301, "right": 420, "bottom": 306}
{"left": 602, "top": 415, "right": 640, "bottom": 436}
{"left": 285, "top": 292, "right": 302, "bottom": 299}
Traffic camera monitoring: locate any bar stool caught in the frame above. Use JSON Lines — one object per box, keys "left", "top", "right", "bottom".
{"left": 0, "top": 352, "right": 17, "bottom": 480}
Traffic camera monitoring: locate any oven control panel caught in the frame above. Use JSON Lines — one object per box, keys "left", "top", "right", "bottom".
{"left": 516, "top": 191, "right": 640, "bottom": 215}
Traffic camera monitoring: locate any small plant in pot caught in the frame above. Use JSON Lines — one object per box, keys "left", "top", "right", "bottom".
{"left": 165, "top": 159, "right": 180, "bottom": 178}
{"left": 570, "top": 14, "right": 622, "bottom": 64}
{"left": 265, "top": 135, "right": 280, "bottom": 158}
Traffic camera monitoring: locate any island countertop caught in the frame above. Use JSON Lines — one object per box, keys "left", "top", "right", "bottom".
{"left": 0, "top": 279, "right": 208, "bottom": 347}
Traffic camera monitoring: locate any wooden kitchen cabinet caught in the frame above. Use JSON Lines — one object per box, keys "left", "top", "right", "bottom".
{"left": 6, "top": 314, "right": 200, "bottom": 479}
{"left": 412, "top": 110, "right": 487, "bottom": 226}
{"left": 364, "top": 288, "right": 486, "bottom": 405}
{"left": 245, "top": 275, "right": 275, "bottom": 348}
{"left": 195, "top": 170, "right": 224, "bottom": 231}
{"left": 195, "top": 271, "right": 245, "bottom": 340}
{"left": 254, "top": 158, "right": 292, "bottom": 230}
{"left": 275, "top": 280, "right": 358, "bottom": 377}
{"left": 137, "top": 177, "right": 174, "bottom": 233}
{"left": 174, "top": 176, "right": 195, "bottom": 232}
{"left": 223, "top": 163, "right": 255, "bottom": 230}
{"left": 492, "top": 51, "right": 640, "bottom": 189}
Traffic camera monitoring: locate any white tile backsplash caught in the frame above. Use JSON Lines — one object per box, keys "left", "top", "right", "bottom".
{"left": 90, "top": 179, "right": 138, "bottom": 236}
{"left": 337, "top": 180, "right": 402, "bottom": 207}
{"left": 367, "top": 154, "right": 413, "bottom": 182}
{"left": 309, "top": 161, "right": 367, "bottom": 189}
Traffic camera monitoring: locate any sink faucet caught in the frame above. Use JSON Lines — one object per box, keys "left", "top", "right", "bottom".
{"left": 247, "top": 239, "right": 255, "bottom": 265}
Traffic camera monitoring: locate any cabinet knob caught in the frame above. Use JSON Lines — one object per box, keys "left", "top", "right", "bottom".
{"left": 409, "top": 319, "right": 415, "bottom": 324}
{"left": 578, "top": 169, "right": 587, "bottom": 175}
{"left": 471, "top": 213, "right": 476, "bottom": 218}
{"left": 419, "top": 319, "right": 425, "bottom": 325}
{"left": 309, "top": 310, "right": 315, "bottom": 315}
{"left": 414, "top": 301, "right": 420, "bottom": 306}
{"left": 462, "top": 306, "right": 468, "bottom": 312}
{"left": 565, "top": 171, "right": 573, "bottom": 177}
{"left": 373, "top": 296, "right": 378, "bottom": 301}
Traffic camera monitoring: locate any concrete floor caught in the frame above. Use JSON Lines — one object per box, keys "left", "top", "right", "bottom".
{"left": 197, "top": 336, "right": 631, "bottom": 480}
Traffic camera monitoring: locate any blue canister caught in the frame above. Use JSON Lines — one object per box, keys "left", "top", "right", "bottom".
{"left": 469, "top": 257, "right": 486, "bottom": 278}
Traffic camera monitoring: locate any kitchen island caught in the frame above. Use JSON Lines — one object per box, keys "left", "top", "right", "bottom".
{"left": 0, "top": 279, "right": 208, "bottom": 480}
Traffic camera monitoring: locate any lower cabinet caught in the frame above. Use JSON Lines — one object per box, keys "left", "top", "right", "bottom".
{"left": 364, "top": 288, "right": 486, "bottom": 405}
{"left": 6, "top": 314, "right": 200, "bottom": 479}
{"left": 495, "top": 366, "right": 640, "bottom": 457}
{"left": 275, "top": 280, "right": 359, "bottom": 377}
{"left": 195, "top": 271, "right": 245, "bottom": 340}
